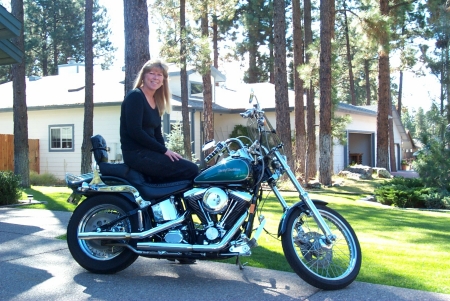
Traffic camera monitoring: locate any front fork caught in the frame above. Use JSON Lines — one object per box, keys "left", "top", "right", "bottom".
{"left": 272, "top": 150, "right": 336, "bottom": 244}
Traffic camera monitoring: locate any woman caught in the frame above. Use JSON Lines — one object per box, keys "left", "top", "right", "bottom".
{"left": 120, "top": 60, "right": 199, "bottom": 182}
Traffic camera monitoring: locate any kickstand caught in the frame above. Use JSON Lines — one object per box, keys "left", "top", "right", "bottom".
{"left": 235, "top": 255, "right": 248, "bottom": 270}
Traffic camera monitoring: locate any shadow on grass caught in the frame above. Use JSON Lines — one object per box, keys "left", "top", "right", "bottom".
{"left": 21, "top": 187, "right": 75, "bottom": 212}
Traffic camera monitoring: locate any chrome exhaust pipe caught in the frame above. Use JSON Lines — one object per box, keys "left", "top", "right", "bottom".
{"left": 77, "top": 212, "right": 188, "bottom": 240}
{"left": 136, "top": 212, "right": 248, "bottom": 252}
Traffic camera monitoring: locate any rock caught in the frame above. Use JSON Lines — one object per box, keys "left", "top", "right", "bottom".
{"left": 373, "top": 167, "right": 392, "bottom": 178}
{"left": 360, "top": 195, "right": 376, "bottom": 202}
{"left": 306, "top": 181, "right": 321, "bottom": 189}
{"left": 338, "top": 164, "right": 373, "bottom": 180}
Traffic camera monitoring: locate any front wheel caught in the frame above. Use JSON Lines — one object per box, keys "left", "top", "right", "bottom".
{"left": 67, "top": 194, "right": 139, "bottom": 274}
{"left": 281, "top": 205, "right": 361, "bottom": 290}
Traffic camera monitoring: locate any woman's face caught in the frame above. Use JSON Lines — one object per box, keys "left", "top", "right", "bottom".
{"left": 143, "top": 67, "right": 164, "bottom": 91}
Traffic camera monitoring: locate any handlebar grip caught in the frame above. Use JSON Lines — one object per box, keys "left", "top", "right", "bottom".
{"left": 204, "top": 142, "right": 225, "bottom": 163}
{"left": 205, "top": 149, "right": 219, "bottom": 162}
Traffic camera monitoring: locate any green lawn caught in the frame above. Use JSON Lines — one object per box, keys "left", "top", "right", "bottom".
{"left": 16, "top": 180, "right": 450, "bottom": 294}
{"left": 20, "top": 186, "right": 77, "bottom": 211}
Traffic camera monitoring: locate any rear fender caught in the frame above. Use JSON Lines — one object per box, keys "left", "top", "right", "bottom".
{"left": 67, "top": 175, "right": 139, "bottom": 206}
{"left": 70, "top": 191, "right": 139, "bottom": 207}
{"left": 277, "top": 199, "right": 328, "bottom": 236}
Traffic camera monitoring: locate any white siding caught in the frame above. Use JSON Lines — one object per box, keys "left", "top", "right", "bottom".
{"left": 333, "top": 143, "right": 345, "bottom": 173}
{"left": 169, "top": 74, "right": 181, "bottom": 97}
{"left": 338, "top": 112, "right": 376, "bottom": 133}
{"left": 0, "top": 111, "right": 13, "bottom": 133}
{"left": 0, "top": 106, "right": 122, "bottom": 179}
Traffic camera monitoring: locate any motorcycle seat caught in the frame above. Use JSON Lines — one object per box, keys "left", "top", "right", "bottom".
{"left": 98, "top": 162, "right": 192, "bottom": 200}
{"left": 90, "top": 134, "right": 193, "bottom": 201}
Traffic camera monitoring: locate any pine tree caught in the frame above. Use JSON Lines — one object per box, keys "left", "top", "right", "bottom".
{"left": 11, "top": 0, "right": 30, "bottom": 187}
{"left": 23, "top": 0, "right": 114, "bottom": 76}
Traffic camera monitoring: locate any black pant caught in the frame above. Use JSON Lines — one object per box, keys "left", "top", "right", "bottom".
{"left": 122, "top": 149, "right": 199, "bottom": 182}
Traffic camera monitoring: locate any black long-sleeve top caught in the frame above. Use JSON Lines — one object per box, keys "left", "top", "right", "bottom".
{"left": 120, "top": 88, "right": 167, "bottom": 154}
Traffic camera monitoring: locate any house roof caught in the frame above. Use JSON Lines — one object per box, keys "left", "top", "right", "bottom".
{"left": 339, "top": 103, "right": 377, "bottom": 116}
{"left": 0, "top": 69, "right": 125, "bottom": 111}
{"left": 0, "top": 66, "right": 229, "bottom": 112}
{"left": 215, "top": 83, "right": 296, "bottom": 111}
{"left": 0, "top": 67, "right": 406, "bottom": 140}
{"left": 0, "top": 5, "right": 23, "bottom": 65}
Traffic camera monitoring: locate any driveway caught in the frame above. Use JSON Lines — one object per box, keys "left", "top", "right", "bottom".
{"left": 0, "top": 207, "right": 449, "bottom": 301}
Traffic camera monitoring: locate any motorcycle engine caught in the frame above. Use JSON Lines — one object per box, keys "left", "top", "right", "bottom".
{"left": 202, "top": 187, "right": 229, "bottom": 214}
{"left": 184, "top": 188, "right": 251, "bottom": 242}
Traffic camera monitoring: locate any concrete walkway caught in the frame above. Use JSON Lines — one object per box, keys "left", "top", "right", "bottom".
{"left": 1, "top": 207, "right": 449, "bottom": 301}
{"left": 391, "top": 170, "right": 420, "bottom": 178}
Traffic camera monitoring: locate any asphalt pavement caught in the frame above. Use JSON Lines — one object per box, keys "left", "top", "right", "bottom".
{"left": 1, "top": 207, "right": 449, "bottom": 301}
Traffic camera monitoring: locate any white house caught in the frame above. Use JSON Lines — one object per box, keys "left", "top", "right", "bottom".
{"left": 0, "top": 62, "right": 411, "bottom": 179}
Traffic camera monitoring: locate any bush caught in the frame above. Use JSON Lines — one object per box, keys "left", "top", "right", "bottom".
{"left": 0, "top": 171, "right": 22, "bottom": 205}
{"left": 165, "top": 121, "right": 196, "bottom": 161}
{"left": 29, "top": 171, "right": 62, "bottom": 186}
{"left": 374, "top": 177, "right": 428, "bottom": 208}
{"left": 413, "top": 138, "right": 450, "bottom": 190}
{"left": 422, "top": 190, "right": 450, "bottom": 209}
{"left": 374, "top": 177, "right": 450, "bottom": 209}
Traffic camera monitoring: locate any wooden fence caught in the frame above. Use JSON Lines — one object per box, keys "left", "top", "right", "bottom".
{"left": 0, "top": 134, "right": 40, "bottom": 173}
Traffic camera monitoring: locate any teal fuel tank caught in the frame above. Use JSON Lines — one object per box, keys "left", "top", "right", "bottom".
{"left": 194, "top": 157, "right": 251, "bottom": 184}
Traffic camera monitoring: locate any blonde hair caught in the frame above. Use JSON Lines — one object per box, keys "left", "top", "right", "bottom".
{"left": 133, "top": 59, "right": 171, "bottom": 116}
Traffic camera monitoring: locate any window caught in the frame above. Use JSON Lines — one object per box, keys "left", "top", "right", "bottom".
{"left": 190, "top": 82, "right": 203, "bottom": 96}
{"left": 49, "top": 125, "right": 74, "bottom": 151}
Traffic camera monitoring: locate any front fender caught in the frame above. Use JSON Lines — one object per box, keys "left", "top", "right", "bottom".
{"left": 278, "top": 199, "right": 328, "bottom": 236}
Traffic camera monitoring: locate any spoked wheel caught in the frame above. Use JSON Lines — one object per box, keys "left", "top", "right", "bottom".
{"left": 281, "top": 205, "right": 361, "bottom": 290}
{"left": 67, "top": 195, "right": 139, "bottom": 274}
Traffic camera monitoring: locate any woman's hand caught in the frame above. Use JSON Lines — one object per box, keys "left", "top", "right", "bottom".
{"left": 164, "top": 149, "right": 183, "bottom": 162}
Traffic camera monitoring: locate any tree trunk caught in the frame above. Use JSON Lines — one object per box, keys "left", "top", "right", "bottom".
{"left": 273, "top": 0, "right": 293, "bottom": 170}
{"left": 343, "top": 0, "right": 356, "bottom": 106}
{"left": 376, "top": 0, "right": 390, "bottom": 169}
{"left": 201, "top": 2, "right": 214, "bottom": 150}
{"left": 180, "top": 0, "right": 192, "bottom": 161}
{"left": 268, "top": 17, "right": 274, "bottom": 84}
{"left": 364, "top": 59, "right": 371, "bottom": 105}
{"left": 388, "top": 100, "right": 397, "bottom": 172}
{"left": 304, "top": 0, "right": 316, "bottom": 181}
{"left": 319, "top": 0, "right": 333, "bottom": 186}
{"left": 12, "top": 0, "right": 30, "bottom": 188}
{"left": 52, "top": 3, "right": 58, "bottom": 75}
{"left": 397, "top": 26, "right": 405, "bottom": 118}
{"left": 292, "top": 0, "right": 306, "bottom": 178}
{"left": 124, "top": 0, "right": 150, "bottom": 94}
{"left": 42, "top": 43, "right": 48, "bottom": 76}
{"left": 247, "top": 43, "right": 258, "bottom": 83}
{"left": 212, "top": 15, "right": 219, "bottom": 69}
{"left": 440, "top": 49, "right": 445, "bottom": 116}
{"left": 81, "top": 0, "right": 94, "bottom": 174}
{"left": 445, "top": 43, "right": 450, "bottom": 124}
{"left": 397, "top": 70, "right": 403, "bottom": 118}
{"left": 389, "top": 109, "right": 397, "bottom": 172}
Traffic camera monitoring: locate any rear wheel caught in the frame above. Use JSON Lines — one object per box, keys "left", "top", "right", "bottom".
{"left": 281, "top": 205, "right": 361, "bottom": 290}
{"left": 67, "top": 194, "right": 139, "bottom": 274}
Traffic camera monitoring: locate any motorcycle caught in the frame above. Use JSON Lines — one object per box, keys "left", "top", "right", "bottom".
{"left": 65, "top": 93, "right": 361, "bottom": 290}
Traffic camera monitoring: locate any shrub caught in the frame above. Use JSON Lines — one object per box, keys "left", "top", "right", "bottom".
{"left": 374, "top": 177, "right": 450, "bottom": 209}
{"left": 413, "top": 138, "right": 450, "bottom": 190}
{"left": 165, "top": 121, "right": 196, "bottom": 161}
{"left": 0, "top": 171, "right": 22, "bottom": 205}
{"left": 29, "top": 171, "right": 62, "bottom": 186}
{"left": 422, "top": 190, "right": 450, "bottom": 209}
{"left": 374, "top": 177, "right": 428, "bottom": 208}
